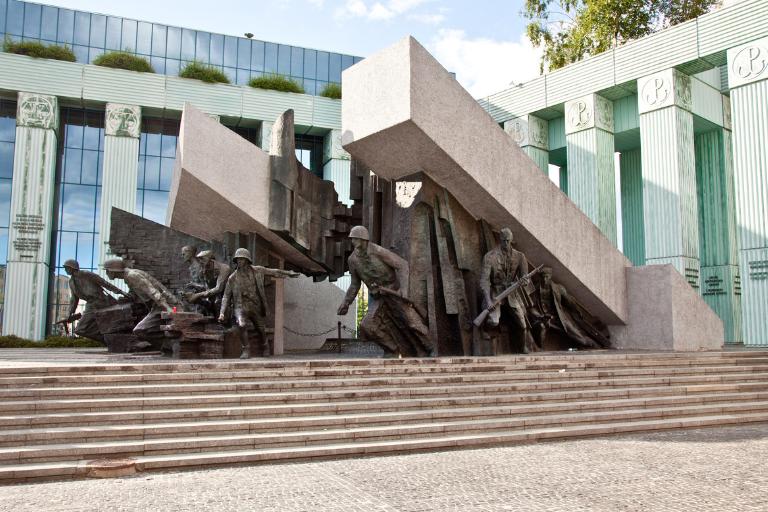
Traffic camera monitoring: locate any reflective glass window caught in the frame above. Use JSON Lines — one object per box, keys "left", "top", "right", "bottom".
{"left": 224, "top": 36, "right": 237, "bottom": 67}
{"left": 83, "top": 125, "right": 100, "bottom": 151}
{"left": 136, "top": 21, "right": 151, "bottom": 55}
{"left": 0, "top": 141, "right": 13, "bottom": 179}
{"left": 80, "top": 149, "right": 99, "bottom": 185}
{"left": 121, "top": 18, "right": 136, "bottom": 51}
{"left": 166, "top": 26, "right": 181, "bottom": 59}
{"left": 150, "top": 56, "right": 166, "bottom": 74}
{"left": 56, "top": 9, "right": 74, "bottom": 44}
{"left": 303, "top": 79, "right": 316, "bottom": 96}
{"left": 0, "top": 0, "right": 6, "bottom": 34}
{"left": 210, "top": 33, "right": 223, "bottom": 66}
{"left": 165, "top": 58, "right": 180, "bottom": 76}
{"left": 251, "top": 40, "right": 265, "bottom": 71}
{"left": 341, "top": 54, "right": 354, "bottom": 72}
{"left": 88, "top": 47, "right": 103, "bottom": 64}
{"left": 303, "top": 49, "right": 317, "bottom": 80}
{"left": 140, "top": 190, "right": 168, "bottom": 224}
{"left": 60, "top": 184, "right": 96, "bottom": 231}
{"left": 73, "top": 11, "right": 89, "bottom": 46}
{"left": 265, "top": 42, "right": 278, "bottom": 73}
{"left": 161, "top": 134, "right": 176, "bottom": 158}
{"left": 236, "top": 68, "right": 250, "bottom": 85}
{"left": 0, "top": 182, "right": 10, "bottom": 226}
{"left": 329, "top": 53, "right": 342, "bottom": 83}
{"left": 224, "top": 67, "right": 236, "bottom": 83}
{"left": 137, "top": 117, "right": 178, "bottom": 224}
{"left": 316, "top": 51, "right": 329, "bottom": 81}
{"left": 0, "top": 100, "right": 13, "bottom": 295}
{"left": 73, "top": 44, "right": 88, "bottom": 63}
{"left": 105, "top": 16, "right": 121, "bottom": 50}
{"left": 6, "top": 0, "right": 23, "bottom": 36}
{"left": 180, "top": 28, "right": 195, "bottom": 60}
{"left": 195, "top": 31, "right": 210, "bottom": 62}
{"left": 237, "top": 38, "right": 250, "bottom": 68}
{"left": 151, "top": 23, "right": 166, "bottom": 57}
{"left": 277, "top": 44, "right": 290, "bottom": 75}
{"left": 354, "top": 56, "right": 363, "bottom": 64}
{"left": 89, "top": 13, "right": 106, "bottom": 48}
{"left": 22, "top": 2, "right": 41, "bottom": 38}
{"left": 290, "top": 46, "right": 303, "bottom": 77}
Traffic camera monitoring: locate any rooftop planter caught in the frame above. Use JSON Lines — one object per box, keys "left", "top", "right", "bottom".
{"left": 319, "top": 82, "right": 341, "bottom": 99}
{"left": 2, "top": 38, "right": 76, "bottom": 62}
{"left": 179, "top": 61, "right": 231, "bottom": 84}
{"left": 92, "top": 51, "right": 154, "bottom": 73}
{"left": 248, "top": 74, "right": 304, "bottom": 94}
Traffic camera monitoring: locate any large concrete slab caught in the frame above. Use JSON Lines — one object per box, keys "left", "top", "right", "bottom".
{"left": 342, "top": 37, "right": 629, "bottom": 324}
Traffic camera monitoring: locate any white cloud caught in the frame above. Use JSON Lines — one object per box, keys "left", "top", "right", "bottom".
{"left": 407, "top": 12, "right": 445, "bottom": 25}
{"left": 335, "top": 0, "right": 435, "bottom": 22}
{"left": 428, "top": 29, "right": 543, "bottom": 99}
{"left": 307, "top": 0, "right": 325, "bottom": 6}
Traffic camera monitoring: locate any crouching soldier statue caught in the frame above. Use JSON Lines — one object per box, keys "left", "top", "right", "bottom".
{"left": 337, "top": 226, "right": 435, "bottom": 358}
{"left": 103, "top": 258, "right": 179, "bottom": 339}
{"left": 185, "top": 250, "right": 231, "bottom": 317}
{"left": 61, "top": 259, "right": 131, "bottom": 343}
{"left": 218, "top": 248, "right": 300, "bottom": 359}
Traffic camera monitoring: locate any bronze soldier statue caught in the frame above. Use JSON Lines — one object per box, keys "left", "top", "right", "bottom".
{"left": 103, "top": 258, "right": 179, "bottom": 339}
{"left": 529, "top": 266, "right": 611, "bottom": 350}
{"left": 337, "top": 226, "right": 434, "bottom": 357}
{"left": 218, "top": 248, "right": 300, "bottom": 359}
{"left": 181, "top": 245, "right": 204, "bottom": 288}
{"left": 479, "top": 227, "right": 535, "bottom": 353}
{"left": 61, "top": 259, "right": 131, "bottom": 343}
{"left": 185, "top": 250, "right": 231, "bottom": 317}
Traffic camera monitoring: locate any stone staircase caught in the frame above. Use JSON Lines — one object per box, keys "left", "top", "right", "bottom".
{"left": 1, "top": 350, "right": 768, "bottom": 483}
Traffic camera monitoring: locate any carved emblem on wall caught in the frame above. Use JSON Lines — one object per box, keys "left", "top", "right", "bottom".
{"left": 17, "top": 93, "right": 57, "bottom": 130}
{"left": 732, "top": 45, "right": 768, "bottom": 82}
{"left": 641, "top": 77, "right": 671, "bottom": 109}
{"left": 323, "top": 129, "right": 349, "bottom": 162}
{"left": 529, "top": 116, "right": 548, "bottom": 149}
{"left": 505, "top": 118, "right": 529, "bottom": 146}
{"left": 674, "top": 72, "right": 692, "bottom": 110}
{"left": 594, "top": 95, "right": 614, "bottom": 132}
{"left": 568, "top": 100, "right": 592, "bottom": 131}
{"left": 105, "top": 104, "right": 141, "bottom": 138}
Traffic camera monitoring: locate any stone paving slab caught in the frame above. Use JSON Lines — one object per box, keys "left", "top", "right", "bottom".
{"left": 0, "top": 423, "right": 766, "bottom": 511}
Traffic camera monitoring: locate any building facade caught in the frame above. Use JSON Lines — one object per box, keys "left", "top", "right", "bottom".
{"left": 0, "top": 0, "right": 766, "bottom": 346}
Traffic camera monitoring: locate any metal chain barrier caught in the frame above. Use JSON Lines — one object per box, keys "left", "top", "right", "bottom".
{"left": 283, "top": 325, "right": 345, "bottom": 337}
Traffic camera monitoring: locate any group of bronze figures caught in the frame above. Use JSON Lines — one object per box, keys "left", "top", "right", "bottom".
{"left": 337, "top": 225, "right": 610, "bottom": 358}
{"left": 62, "top": 224, "right": 608, "bottom": 358}
{"left": 62, "top": 248, "right": 298, "bottom": 358}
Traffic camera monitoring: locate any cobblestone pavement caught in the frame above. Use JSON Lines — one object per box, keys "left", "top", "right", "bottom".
{"left": 1, "top": 423, "right": 767, "bottom": 512}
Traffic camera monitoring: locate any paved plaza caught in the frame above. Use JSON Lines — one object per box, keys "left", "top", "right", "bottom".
{"left": 1, "top": 423, "right": 766, "bottom": 512}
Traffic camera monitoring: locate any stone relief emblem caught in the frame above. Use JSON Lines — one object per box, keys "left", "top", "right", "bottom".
{"left": 323, "top": 130, "right": 349, "bottom": 161}
{"left": 595, "top": 95, "right": 614, "bottom": 132}
{"left": 674, "top": 73, "right": 692, "bottom": 110}
{"left": 732, "top": 45, "right": 768, "bottom": 82}
{"left": 106, "top": 104, "right": 141, "bottom": 138}
{"left": 641, "top": 77, "right": 671, "bottom": 109}
{"left": 17, "top": 93, "right": 57, "bottom": 129}
{"left": 567, "top": 100, "right": 592, "bottom": 132}
{"left": 529, "top": 116, "right": 548, "bottom": 149}
{"left": 505, "top": 118, "right": 529, "bottom": 146}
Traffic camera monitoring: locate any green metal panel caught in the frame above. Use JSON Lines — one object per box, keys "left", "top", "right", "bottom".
{"left": 700, "top": 264, "right": 742, "bottom": 344}
{"left": 523, "top": 147, "right": 549, "bottom": 173}
{"left": 0, "top": 53, "right": 82, "bottom": 99}
{"left": 165, "top": 77, "right": 242, "bottom": 117}
{"left": 615, "top": 19, "right": 698, "bottom": 85}
{"left": 83, "top": 66, "right": 166, "bottom": 109}
{"left": 547, "top": 52, "right": 615, "bottom": 106}
{"left": 484, "top": 76, "right": 547, "bottom": 122}
{"left": 566, "top": 128, "right": 617, "bottom": 245}
{"left": 698, "top": 0, "right": 768, "bottom": 57}
{"left": 613, "top": 95, "right": 639, "bottom": 133}
{"left": 548, "top": 117, "right": 566, "bottom": 150}
{"left": 312, "top": 96, "right": 342, "bottom": 129}
{"left": 640, "top": 106, "right": 700, "bottom": 287}
{"left": 559, "top": 165, "right": 568, "bottom": 196}
{"left": 242, "top": 87, "right": 314, "bottom": 126}
{"left": 620, "top": 149, "right": 645, "bottom": 266}
{"left": 740, "top": 248, "right": 768, "bottom": 346}
{"left": 691, "top": 78, "right": 724, "bottom": 127}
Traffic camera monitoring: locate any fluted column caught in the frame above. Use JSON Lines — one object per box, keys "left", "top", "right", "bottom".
{"left": 619, "top": 149, "right": 645, "bottom": 267}
{"left": 638, "top": 69, "right": 700, "bottom": 289}
{"left": 2, "top": 93, "right": 59, "bottom": 340}
{"left": 98, "top": 104, "right": 141, "bottom": 275}
{"left": 504, "top": 115, "right": 549, "bottom": 172}
{"left": 565, "top": 94, "right": 617, "bottom": 245}
{"left": 727, "top": 36, "right": 768, "bottom": 346}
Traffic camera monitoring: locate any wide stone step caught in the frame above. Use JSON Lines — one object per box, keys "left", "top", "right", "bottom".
{"left": 2, "top": 411, "right": 767, "bottom": 482}
{"left": 3, "top": 369, "right": 768, "bottom": 402}
{"left": 3, "top": 393, "right": 768, "bottom": 448}
{"left": 3, "top": 362, "right": 768, "bottom": 389}
{"left": 3, "top": 380, "right": 767, "bottom": 416}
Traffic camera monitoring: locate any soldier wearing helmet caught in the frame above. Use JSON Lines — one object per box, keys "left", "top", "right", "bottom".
{"left": 337, "top": 226, "right": 434, "bottom": 357}
{"left": 479, "top": 227, "right": 535, "bottom": 353}
{"left": 104, "top": 258, "right": 179, "bottom": 339}
{"left": 61, "top": 259, "right": 131, "bottom": 343}
{"left": 185, "top": 250, "right": 231, "bottom": 316}
{"left": 218, "top": 248, "right": 300, "bottom": 358}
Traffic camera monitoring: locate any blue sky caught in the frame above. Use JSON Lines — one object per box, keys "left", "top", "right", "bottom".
{"left": 40, "top": 0, "right": 543, "bottom": 98}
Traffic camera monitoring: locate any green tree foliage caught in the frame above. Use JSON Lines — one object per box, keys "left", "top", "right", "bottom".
{"left": 319, "top": 82, "right": 342, "bottom": 99}
{"left": 2, "top": 38, "right": 76, "bottom": 62}
{"left": 92, "top": 51, "right": 154, "bottom": 73}
{"left": 248, "top": 74, "right": 305, "bottom": 93}
{"left": 0, "top": 335, "right": 102, "bottom": 348}
{"left": 523, "top": 0, "right": 720, "bottom": 72}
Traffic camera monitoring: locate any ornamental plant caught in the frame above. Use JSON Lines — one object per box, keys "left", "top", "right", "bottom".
{"left": 92, "top": 51, "right": 154, "bottom": 73}
{"left": 319, "top": 82, "right": 342, "bottom": 99}
{"left": 0, "top": 335, "right": 102, "bottom": 348}
{"left": 179, "top": 61, "right": 230, "bottom": 84}
{"left": 2, "top": 38, "right": 76, "bottom": 62}
{"left": 248, "top": 74, "right": 304, "bottom": 94}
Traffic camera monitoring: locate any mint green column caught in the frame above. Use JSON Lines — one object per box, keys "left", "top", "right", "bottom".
{"left": 728, "top": 37, "right": 768, "bottom": 346}
{"left": 619, "top": 149, "right": 645, "bottom": 266}
{"left": 565, "top": 94, "right": 616, "bottom": 245}
{"left": 638, "top": 69, "right": 700, "bottom": 289}
{"left": 323, "top": 129, "right": 352, "bottom": 294}
{"left": 695, "top": 127, "right": 742, "bottom": 344}
{"left": 504, "top": 115, "right": 549, "bottom": 172}
{"left": 2, "top": 93, "right": 59, "bottom": 340}
{"left": 559, "top": 166, "right": 568, "bottom": 196}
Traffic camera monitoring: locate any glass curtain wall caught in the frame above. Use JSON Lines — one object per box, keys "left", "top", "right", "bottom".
{"left": 0, "top": 99, "right": 15, "bottom": 330}
{"left": 47, "top": 107, "right": 105, "bottom": 328}
{"left": 0, "top": 0, "right": 362, "bottom": 94}
{"left": 136, "top": 117, "right": 178, "bottom": 224}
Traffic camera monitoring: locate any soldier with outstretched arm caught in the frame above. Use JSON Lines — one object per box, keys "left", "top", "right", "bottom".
{"left": 62, "top": 259, "right": 131, "bottom": 343}
{"left": 218, "top": 248, "right": 300, "bottom": 359}
{"left": 337, "top": 226, "right": 434, "bottom": 357}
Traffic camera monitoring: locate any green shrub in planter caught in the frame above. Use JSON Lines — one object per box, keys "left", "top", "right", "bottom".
{"left": 248, "top": 74, "right": 304, "bottom": 94}
{"left": 0, "top": 335, "right": 103, "bottom": 348}
{"left": 92, "top": 51, "right": 154, "bottom": 72}
{"left": 319, "top": 82, "right": 342, "bottom": 99}
{"left": 179, "top": 61, "right": 230, "bottom": 84}
{"left": 2, "top": 38, "right": 76, "bottom": 62}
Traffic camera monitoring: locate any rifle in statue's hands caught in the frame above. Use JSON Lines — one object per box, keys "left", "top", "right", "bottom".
{"left": 473, "top": 265, "right": 544, "bottom": 328}
{"left": 56, "top": 313, "right": 82, "bottom": 325}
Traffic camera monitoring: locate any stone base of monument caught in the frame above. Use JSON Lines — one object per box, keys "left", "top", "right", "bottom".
{"left": 320, "top": 338, "right": 385, "bottom": 356}
{"left": 161, "top": 312, "right": 256, "bottom": 359}
{"left": 103, "top": 334, "right": 159, "bottom": 354}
